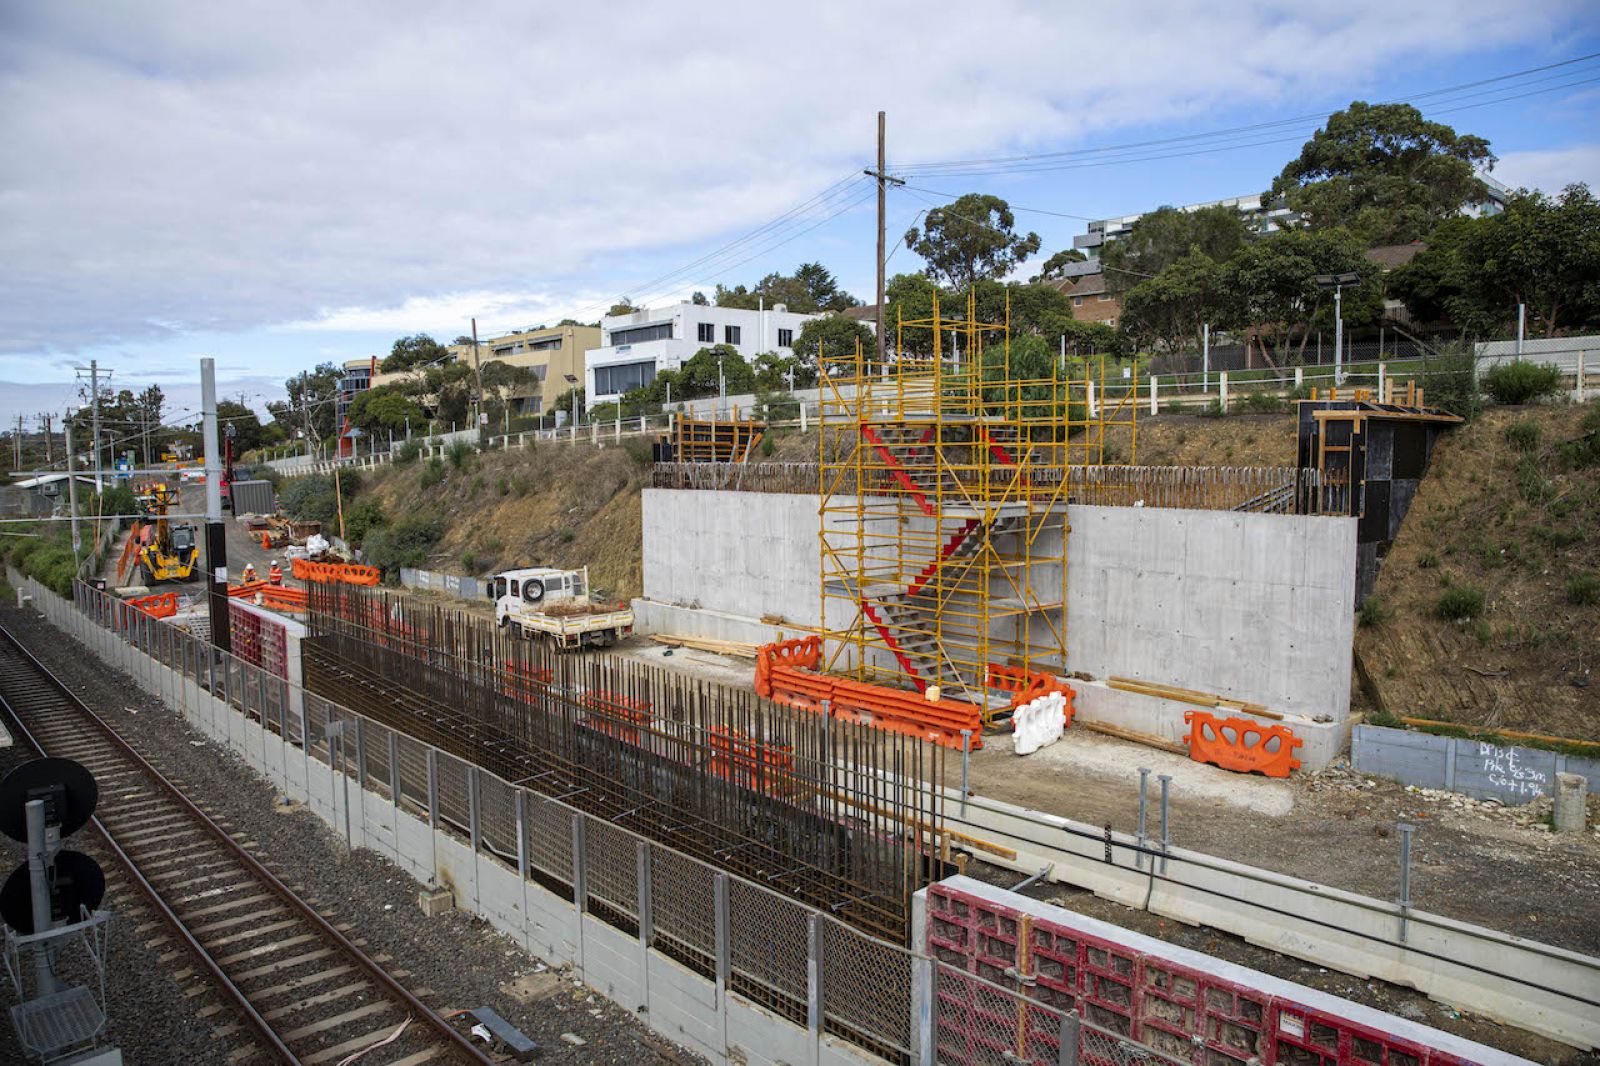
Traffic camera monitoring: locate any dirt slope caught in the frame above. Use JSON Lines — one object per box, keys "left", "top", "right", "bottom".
{"left": 368, "top": 441, "right": 648, "bottom": 599}
{"left": 1355, "top": 402, "right": 1600, "bottom": 740}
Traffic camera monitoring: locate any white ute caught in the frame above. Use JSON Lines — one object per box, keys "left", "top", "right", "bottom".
{"left": 489, "top": 566, "right": 633, "bottom": 649}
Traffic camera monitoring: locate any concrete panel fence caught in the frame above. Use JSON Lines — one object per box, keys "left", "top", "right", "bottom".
{"left": 1353, "top": 724, "right": 1600, "bottom": 805}
{"left": 19, "top": 571, "right": 1195, "bottom": 1066}
{"left": 398, "top": 567, "right": 485, "bottom": 601}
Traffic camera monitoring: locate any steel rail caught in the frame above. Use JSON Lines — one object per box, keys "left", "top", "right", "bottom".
{"left": 0, "top": 622, "right": 495, "bottom": 1066}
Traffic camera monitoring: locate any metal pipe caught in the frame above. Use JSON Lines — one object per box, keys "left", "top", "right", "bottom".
{"left": 1398, "top": 822, "right": 1416, "bottom": 942}
{"left": 1158, "top": 773, "right": 1172, "bottom": 875}
{"left": 1135, "top": 767, "right": 1150, "bottom": 870}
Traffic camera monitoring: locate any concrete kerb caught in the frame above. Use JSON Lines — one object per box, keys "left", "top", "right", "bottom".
{"left": 941, "top": 785, "right": 1600, "bottom": 1049}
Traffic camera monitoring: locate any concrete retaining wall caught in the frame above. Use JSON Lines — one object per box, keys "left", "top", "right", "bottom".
{"left": 640, "top": 489, "right": 1357, "bottom": 765}
{"left": 399, "top": 567, "right": 485, "bottom": 601}
{"left": 1353, "top": 725, "right": 1600, "bottom": 805}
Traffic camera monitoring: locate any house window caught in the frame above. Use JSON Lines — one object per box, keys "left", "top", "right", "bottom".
{"left": 697, "top": 322, "right": 715, "bottom": 343}
{"left": 609, "top": 323, "right": 672, "bottom": 346}
{"left": 529, "top": 337, "right": 562, "bottom": 351}
{"left": 1073, "top": 296, "right": 1083, "bottom": 306}
{"left": 777, "top": 328, "right": 794, "bottom": 347}
{"left": 1097, "top": 293, "right": 1112, "bottom": 302}
{"left": 593, "top": 359, "right": 658, "bottom": 396}
{"left": 725, "top": 325, "right": 742, "bottom": 345}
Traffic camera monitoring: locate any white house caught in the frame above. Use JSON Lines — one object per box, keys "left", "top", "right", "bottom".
{"left": 585, "top": 302, "right": 822, "bottom": 403}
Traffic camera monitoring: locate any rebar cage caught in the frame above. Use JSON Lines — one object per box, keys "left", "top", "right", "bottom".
{"left": 304, "top": 582, "right": 949, "bottom": 942}
{"left": 818, "top": 291, "right": 1138, "bottom": 719}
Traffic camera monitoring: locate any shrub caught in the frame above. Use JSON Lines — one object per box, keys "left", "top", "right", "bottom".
{"left": 253, "top": 465, "right": 282, "bottom": 488}
{"left": 1482, "top": 361, "right": 1563, "bottom": 405}
{"left": 470, "top": 474, "right": 485, "bottom": 496}
{"left": 1437, "top": 584, "right": 1486, "bottom": 621}
{"left": 1568, "top": 573, "right": 1600, "bottom": 607}
{"left": 343, "top": 498, "right": 387, "bottom": 546}
{"left": 497, "top": 478, "right": 510, "bottom": 497}
{"left": 361, "top": 517, "right": 445, "bottom": 574}
{"left": 459, "top": 550, "right": 477, "bottom": 574}
{"left": 1357, "top": 595, "right": 1392, "bottom": 627}
{"left": 279, "top": 474, "right": 338, "bottom": 525}
{"left": 1502, "top": 419, "right": 1542, "bottom": 452}
{"left": 1416, "top": 343, "right": 1482, "bottom": 419}
{"left": 419, "top": 457, "right": 445, "bottom": 489}
{"left": 557, "top": 527, "right": 575, "bottom": 543}
{"left": 1198, "top": 400, "right": 1226, "bottom": 418}
{"left": 1241, "top": 392, "right": 1285, "bottom": 414}
{"left": 392, "top": 439, "right": 422, "bottom": 466}
{"left": 1559, "top": 404, "right": 1600, "bottom": 467}
{"left": 1417, "top": 552, "right": 1438, "bottom": 569}
{"left": 97, "top": 484, "right": 137, "bottom": 519}
{"left": 446, "top": 440, "right": 475, "bottom": 471}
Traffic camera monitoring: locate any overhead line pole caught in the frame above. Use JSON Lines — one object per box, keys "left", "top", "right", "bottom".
{"left": 201, "top": 358, "right": 231, "bottom": 653}
{"left": 865, "top": 111, "right": 903, "bottom": 365}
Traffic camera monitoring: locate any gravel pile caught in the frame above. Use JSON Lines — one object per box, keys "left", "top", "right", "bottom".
{"left": 0, "top": 604, "right": 703, "bottom": 1065}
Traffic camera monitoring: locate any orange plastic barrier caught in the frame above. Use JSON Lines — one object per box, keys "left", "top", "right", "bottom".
{"left": 582, "top": 689, "right": 653, "bottom": 745}
{"left": 126, "top": 591, "right": 178, "bottom": 619}
{"left": 707, "top": 726, "right": 795, "bottom": 795}
{"left": 1183, "top": 710, "right": 1302, "bottom": 778}
{"left": 291, "top": 558, "right": 382, "bottom": 586}
{"left": 116, "top": 522, "right": 143, "bottom": 583}
{"left": 226, "top": 580, "right": 307, "bottom": 612}
{"left": 501, "top": 662, "right": 555, "bottom": 701}
{"left": 753, "top": 636, "right": 984, "bottom": 749}
{"left": 830, "top": 678, "right": 983, "bottom": 750}
{"left": 988, "top": 664, "right": 1075, "bottom": 710}
{"left": 754, "top": 636, "right": 821, "bottom": 698}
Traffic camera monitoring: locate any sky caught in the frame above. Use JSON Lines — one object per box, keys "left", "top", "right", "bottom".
{"left": 2, "top": 1, "right": 1597, "bottom": 429}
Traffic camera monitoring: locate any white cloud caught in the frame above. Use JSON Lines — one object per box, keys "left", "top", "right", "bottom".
{"left": 0, "top": 1, "right": 1590, "bottom": 359}
{"left": 1493, "top": 143, "right": 1600, "bottom": 194}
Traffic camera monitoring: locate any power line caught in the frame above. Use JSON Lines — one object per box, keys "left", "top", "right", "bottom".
{"left": 897, "top": 51, "right": 1600, "bottom": 177}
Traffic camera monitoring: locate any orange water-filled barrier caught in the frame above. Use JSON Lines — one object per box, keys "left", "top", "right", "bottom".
{"left": 1183, "top": 710, "right": 1302, "bottom": 778}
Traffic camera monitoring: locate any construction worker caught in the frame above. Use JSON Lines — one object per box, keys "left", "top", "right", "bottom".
{"left": 241, "top": 562, "right": 257, "bottom": 584}
{"left": 269, "top": 560, "right": 283, "bottom": 586}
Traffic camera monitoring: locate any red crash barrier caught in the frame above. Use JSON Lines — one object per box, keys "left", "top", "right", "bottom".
{"left": 1184, "top": 709, "right": 1303, "bottom": 778}
{"left": 929, "top": 878, "right": 1522, "bottom": 1066}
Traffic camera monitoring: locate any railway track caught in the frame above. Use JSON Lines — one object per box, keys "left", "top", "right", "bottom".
{"left": 0, "top": 624, "right": 497, "bottom": 1066}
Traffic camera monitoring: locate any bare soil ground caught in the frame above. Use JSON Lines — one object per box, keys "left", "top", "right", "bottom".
{"left": 1132, "top": 411, "right": 1299, "bottom": 467}
{"left": 1354, "top": 402, "right": 1600, "bottom": 739}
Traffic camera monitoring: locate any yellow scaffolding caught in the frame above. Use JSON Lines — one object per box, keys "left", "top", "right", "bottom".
{"left": 817, "top": 291, "right": 1136, "bottom": 723}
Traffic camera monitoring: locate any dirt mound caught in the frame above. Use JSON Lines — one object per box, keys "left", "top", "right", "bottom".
{"left": 1355, "top": 402, "right": 1599, "bottom": 740}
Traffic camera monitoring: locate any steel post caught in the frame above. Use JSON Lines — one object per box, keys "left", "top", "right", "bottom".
{"left": 1398, "top": 822, "right": 1416, "bottom": 943}
{"left": 1158, "top": 774, "right": 1172, "bottom": 874}
{"left": 1135, "top": 768, "right": 1150, "bottom": 870}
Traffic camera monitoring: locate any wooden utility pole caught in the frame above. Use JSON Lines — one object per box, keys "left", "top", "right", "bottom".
{"left": 863, "top": 111, "right": 902, "bottom": 365}
{"left": 471, "top": 317, "right": 483, "bottom": 433}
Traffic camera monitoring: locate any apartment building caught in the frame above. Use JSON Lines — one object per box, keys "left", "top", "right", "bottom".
{"left": 585, "top": 302, "right": 821, "bottom": 403}
{"left": 477, "top": 324, "right": 601, "bottom": 413}
{"left": 335, "top": 356, "right": 377, "bottom": 457}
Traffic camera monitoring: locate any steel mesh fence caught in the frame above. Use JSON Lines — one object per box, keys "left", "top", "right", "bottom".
{"left": 360, "top": 720, "right": 393, "bottom": 799}
{"left": 304, "top": 692, "right": 330, "bottom": 760}
{"left": 729, "top": 879, "right": 809, "bottom": 1019}
{"left": 524, "top": 796, "right": 574, "bottom": 898}
{"left": 476, "top": 772, "right": 519, "bottom": 863}
{"left": 581, "top": 817, "right": 638, "bottom": 932}
{"left": 822, "top": 918, "right": 913, "bottom": 1056}
{"left": 397, "top": 734, "right": 431, "bottom": 816}
{"left": 434, "top": 751, "right": 470, "bottom": 834}
{"left": 649, "top": 845, "right": 715, "bottom": 975}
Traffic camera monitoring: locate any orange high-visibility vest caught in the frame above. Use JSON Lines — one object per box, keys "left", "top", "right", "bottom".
{"left": 268, "top": 562, "right": 282, "bottom": 585}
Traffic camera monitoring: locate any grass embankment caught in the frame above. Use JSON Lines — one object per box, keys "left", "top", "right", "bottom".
{"left": 1355, "top": 401, "right": 1600, "bottom": 741}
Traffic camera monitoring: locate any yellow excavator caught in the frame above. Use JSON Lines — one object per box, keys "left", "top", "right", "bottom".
{"left": 134, "top": 482, "right": 199, "bottom": 583}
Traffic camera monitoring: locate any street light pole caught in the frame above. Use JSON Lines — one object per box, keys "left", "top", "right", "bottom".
{"left": 1314, "top": 272, "right": 1361, "bottom": 388}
